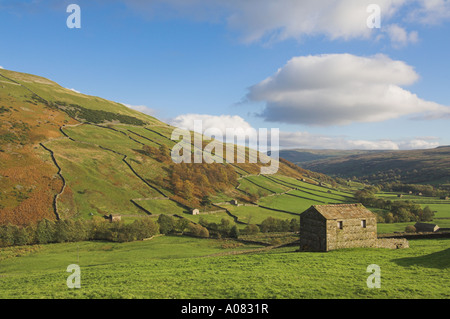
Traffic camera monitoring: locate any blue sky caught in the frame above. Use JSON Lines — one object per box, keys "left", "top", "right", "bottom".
{"left": 1, "top": 0, "right": 450, "bottom": 150}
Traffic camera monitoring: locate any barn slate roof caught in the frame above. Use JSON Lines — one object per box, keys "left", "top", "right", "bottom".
{"left": 306, "top": 204, "right": 375, "bottom": 220}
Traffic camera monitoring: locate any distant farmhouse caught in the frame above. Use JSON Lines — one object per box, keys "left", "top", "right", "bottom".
{"left": 300, "top": 204, "right": 377, "bottom": 252}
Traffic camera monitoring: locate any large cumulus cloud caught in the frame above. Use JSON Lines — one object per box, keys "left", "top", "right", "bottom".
{"left": 246, "top": 53, "right": 449, "bottom": 126}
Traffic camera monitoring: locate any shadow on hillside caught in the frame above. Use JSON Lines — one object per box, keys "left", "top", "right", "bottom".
{"left": 393, "top": 248, "right": 450, "bottom": 269}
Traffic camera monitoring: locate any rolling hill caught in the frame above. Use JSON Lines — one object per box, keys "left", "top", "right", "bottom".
{"left": 0, "top": 68, "right": 333, "bottom": 226}
{"left": 280, "top": 147, "right": 450, "bottom": 186}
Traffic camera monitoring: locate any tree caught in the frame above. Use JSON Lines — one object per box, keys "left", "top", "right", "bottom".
{"left": 229, "top": 225, "right": 239, "bottom": 239}
{"left": 175, "top": 218, "right": 190, "bottom": 234}
{"left": 13, "top": 226, "right": 32, "bottom": 246}
{"left": 58, "top": 220, "right": 70, "bottom": 242}
{"left": 200, "top": 195, "right": 212, "bottom": 207}
{"left": 130, "top": 217, "right": 159, "bottom": 240}
{"left": 157, "top": 144, "right": 171, "bottom": 162}
{"left": 35, "top": 219, "right": 55, "bottom": 244}
{"left": 385, "top": 212, "right": 395, "bottom": 223}
{"left": 198, "top": 225, "right": 210, "bottom": 238}
{"left": 142, "top": 144, "right": 158, "bottom": 157}
{"left": 396, "top": 208, "right": 411, "bottom": 222}
{"left": 0, "top": 225, "right": 16, "bottom": 247}
{"left": 260, "top": 217, "right": 278, "bottom": 233}
{"left": 242, "top": 224, "right": 260, "bottom": 235}
{"left": 187, "top": 223, "right": 209, "bottom": 238}
{"left": 157, "top": 214, "right": 175, "bottom": 235}
{"left": 405, "top": 225, "right": 416, "bottom": 233}
{"left": 218, "top": 218, "right": 232, "bottom": 237}
{"left": 422, "top": 206, "right": 434, "bottom": 222}
{"left": 289, "top": 218, "right": 300, "bottom": 232}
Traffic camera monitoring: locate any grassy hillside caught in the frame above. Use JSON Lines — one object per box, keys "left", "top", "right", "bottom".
{"left": 285, "top": 147, "right": 450, "bottom": 186}
{"left": 0, "top": 68, "right": 324, "bottom": 226}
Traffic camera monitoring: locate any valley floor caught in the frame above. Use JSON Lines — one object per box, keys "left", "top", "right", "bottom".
{"left": 0, "top": 235, "right": 449, "bottom": 299}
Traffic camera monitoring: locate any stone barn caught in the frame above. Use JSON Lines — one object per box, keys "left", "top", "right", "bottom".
{"left": 107, "top": 214, "right": 121, "bottom": 222}
{"left": 191, "top": 208, "right": 200, "bottom": 215}
{"left": 300, "top": 204, "right": 377, "bottom": 252}
{"left": 414, "top": 222, "right": 440, "bottom": 233}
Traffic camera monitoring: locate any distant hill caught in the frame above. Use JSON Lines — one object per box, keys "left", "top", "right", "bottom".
{"left": 279, "top": 149, "right": 382, "bottom": 165}
{"left": 280, "top": 147, "right": 450, "bottom": 186}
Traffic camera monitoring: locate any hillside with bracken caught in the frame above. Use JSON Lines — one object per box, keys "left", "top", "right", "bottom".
{"left": 0, "top": 68, "right": 332, "bottom": 226}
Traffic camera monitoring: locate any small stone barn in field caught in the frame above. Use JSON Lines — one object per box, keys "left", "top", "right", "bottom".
{"left": 300, "top": 204, "right": 377, "bottom": 252}
{"left": 414, "top": 222, "right": 440, "bottom": 233}
{"left": 107, "top": 214, "right": 121, "bottom": 222}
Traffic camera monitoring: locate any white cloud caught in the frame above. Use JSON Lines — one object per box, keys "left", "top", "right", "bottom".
{"left": 386, "top": 24, "right": 419, "bottom": 48}
{"left": 67, "top": 88, "right": 81, "bottom": 94}
{"left": 409, "top": 0, "right": 450, "bottom": 24}
{"left": 126, "top": 0, "right": 407, "bottom": 44}
{"left": 397, "top": 138, "right": 440, "bottom": 150}
{"left": 168, "top": 113, "right": 440, "bottom": 150}
{"left": 247, "top": 53, "right": 449, "bottom": 126}
{"left": 123, "top": 103, "right": 156, "bottom": 116}
{"left": 225, "top": 0, "right": 406, "bottom": 43}
{"left": 169, "top": 113, "right": 255, "bottom": 141}
{"left": 279, "top": 131, "right": 439, "bottom": 150}
{"left": 169, "top": 114, "right": 263, "bottom": 151}
{"left": 0, "top": 66, "right": 4, "bottom": 69}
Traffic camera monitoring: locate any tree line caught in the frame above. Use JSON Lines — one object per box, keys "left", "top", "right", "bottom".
{"left": 1, "top": 207, "right": 302, "bottom": 247}
{"left": 0, "top": 215, "right": 215, "bottom": 248}
{"left": 142, "top": 143, "right": 239, "bottom": 209}
{"left": 55, "top": 101, "right": 147, "bottom": 126}
{"left": 354, "top": 187, "right": 434, "bottom": 223}
{"left": 0, "top": 217, "right": 160, "bottom": 247}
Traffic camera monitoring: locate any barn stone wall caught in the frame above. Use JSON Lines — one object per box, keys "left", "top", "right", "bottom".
{"left": 327, "top": 218, "right": 377, "bottom": 251}
{"left": 376, "top": 238, "right": 409, "bottom": 249}
{"left": 299, "top": 212, "right": 327, "bottom": 252}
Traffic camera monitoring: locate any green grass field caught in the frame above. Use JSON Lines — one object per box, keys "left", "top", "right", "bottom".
{"left": 47, "top": 139, "right": 159, "bottom": 219}
{"left": 224, "top": 204, "right": 299, "bottom": 225}
{"left": 0, "top": 236, "right": 448, "bottom": 299}
{"left": 133, "top": 198, "right": 188, "bottom": 216}
{"left": 257, "top": 193, "right": 322, "bottom": 214}
{"left": 376, "top": 192, "right": 450, "bottom": 219}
